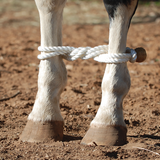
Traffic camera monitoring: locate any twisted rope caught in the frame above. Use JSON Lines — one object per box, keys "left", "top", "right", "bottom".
{"left": 37, "top": 45, "right": 137, "bottom": 64}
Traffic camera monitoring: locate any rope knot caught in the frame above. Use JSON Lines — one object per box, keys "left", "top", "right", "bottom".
{"left": 37, "top": 45, "right": 138, "bottom": 64}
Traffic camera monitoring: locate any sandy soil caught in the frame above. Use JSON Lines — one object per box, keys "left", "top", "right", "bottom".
{"left": 0, "top": 1, "right": 160, "bottom": 160}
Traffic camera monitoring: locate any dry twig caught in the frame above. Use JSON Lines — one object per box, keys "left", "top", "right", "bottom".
{"left": 0, "top": 91, "right": 21, "bottom": 102}
{"left": 133, "top": 146, "right": 160, "bottom": 156}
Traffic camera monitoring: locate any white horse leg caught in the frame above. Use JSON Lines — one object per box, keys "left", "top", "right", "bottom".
{"left": 20, "top": 0, "right": 67, "bottom": 142}
{"left": 81, "top": 0, "right": 138, "bottom": 146}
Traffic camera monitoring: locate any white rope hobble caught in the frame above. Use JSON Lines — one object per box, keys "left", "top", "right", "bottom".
{"left": 37, "top": 45, "right": 137, "bottom": 64}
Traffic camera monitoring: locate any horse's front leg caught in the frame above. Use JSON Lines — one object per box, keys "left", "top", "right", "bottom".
{"left": 20, "top": 0, "right": 67, "bottom": 142}
{"left": 81, "top": 0, "right": 139, "bottom": 146}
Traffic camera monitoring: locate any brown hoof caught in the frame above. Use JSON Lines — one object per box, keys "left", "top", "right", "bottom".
{"left": 81, "top": 125, "right": 127, "bottom": 146}
{"left": 20, "top": 120, "right": 64, "bottom": 142}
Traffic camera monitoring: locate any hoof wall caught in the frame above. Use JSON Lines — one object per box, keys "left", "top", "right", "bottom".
{"left": 20, "top": 120, "right": 64, "bottom": 142}
{"left": 81, "top": 125, "right": 127, "bottom": 146}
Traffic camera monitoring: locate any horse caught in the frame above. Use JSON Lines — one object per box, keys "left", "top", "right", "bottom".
{"left": 20, "top": 0, "right": 146, "bottom": 146}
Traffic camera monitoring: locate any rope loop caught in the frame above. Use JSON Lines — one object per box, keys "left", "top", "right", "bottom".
{"left": 130, "top": 49, "right": 137, "bottom": 63}
{"left": 37, "top": 45, "right": 137, "bottom": 64}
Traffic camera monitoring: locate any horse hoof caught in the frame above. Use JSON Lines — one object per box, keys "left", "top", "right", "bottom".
{"left": 19, "top": 120, "right": 64, "bottom": 142}
{"left": 81, "top": 125, "right": 127, "bottom": 146}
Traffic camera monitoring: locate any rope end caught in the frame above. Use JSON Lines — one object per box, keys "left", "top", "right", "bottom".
{"left": 135, "top": 47, "right": 147, "bottom": 63}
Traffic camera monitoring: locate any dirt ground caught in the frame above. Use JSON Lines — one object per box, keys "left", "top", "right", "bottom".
{"left": 0, "top": 1, "right": 160, "bottom": 160}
